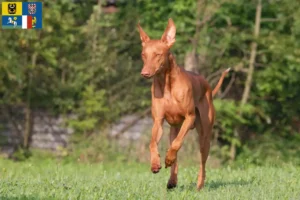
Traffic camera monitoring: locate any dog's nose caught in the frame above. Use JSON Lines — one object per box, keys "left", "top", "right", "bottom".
{"left": 141, "top": 72, "right": 151, "bottom": 78}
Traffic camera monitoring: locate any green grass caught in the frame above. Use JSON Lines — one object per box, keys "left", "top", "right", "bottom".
{"left": 0, "top": 159, "right": 299, "bottom": 200}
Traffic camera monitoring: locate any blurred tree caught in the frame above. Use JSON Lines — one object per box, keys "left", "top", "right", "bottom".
{"left": 0, "top": 0, "right": 300, "bottom": 164}
{"left": 0, "top": 0, "right": 88, "bottom": 147}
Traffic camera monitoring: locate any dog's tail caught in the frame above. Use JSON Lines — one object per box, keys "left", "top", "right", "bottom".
{"left": 212, "top": 68, "right": 231, "bottom": 97}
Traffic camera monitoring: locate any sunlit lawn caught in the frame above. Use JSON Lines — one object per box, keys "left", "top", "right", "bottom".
{"left": 0, "top": 159, "right": 299, "bottom": 200}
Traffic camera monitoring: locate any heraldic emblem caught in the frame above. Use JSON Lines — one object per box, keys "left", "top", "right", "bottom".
{"left": 28, "top": 3, "right": 36, "bottom": 15}
{"left": 8, "top": 3, "right": 17, "bottom": 14}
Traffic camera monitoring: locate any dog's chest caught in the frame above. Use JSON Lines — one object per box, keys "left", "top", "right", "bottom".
{"left": 163, "top": 97, "right": 185, "bottom": 125}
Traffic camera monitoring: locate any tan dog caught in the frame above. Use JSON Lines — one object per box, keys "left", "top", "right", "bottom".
{"left": 138, "top": 18, "right": 229, "bottom": 190}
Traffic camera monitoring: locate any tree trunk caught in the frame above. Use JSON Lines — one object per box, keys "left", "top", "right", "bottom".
{"left": 23, "top": 101, "right": 32, "bottom": 149}
{"left": 230, "top": 0, "right": 262, "bottom": 161}
{"left": 241, "top": 0, "right": 262, "bottom": 105}
{"left": 88, "top": 0, "right": 102, "bottom": 87}
{"left": 23, "top": 52, "right": 37, "bottom": 149}
{"left": 185, "top": 0, "right": 223, "bottom": 73}
{"left": 184, "top": 0, "right": 205, "bottom": 73}
{"left": 184, "top": 52, "right": 199, "bottom": 73}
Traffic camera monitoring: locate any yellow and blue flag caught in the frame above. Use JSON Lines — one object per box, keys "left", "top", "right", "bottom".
{"left": 1, "top": 2, "right": 42, "bottom": 29}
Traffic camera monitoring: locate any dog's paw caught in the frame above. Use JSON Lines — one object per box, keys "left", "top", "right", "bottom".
{"left": 150, "top": 154, "right": 161, "bottom": 173}
{"left": 197, "top": 182, "right": 204, "bottom": 191}
{"left": 151, "top": 163, "right": 161, "bottom": 174}
{"left": 167, "top": 179, "right": 177, "bottom": 189}
{"left": 165, "top": 149, "right": 177, "bottom": 168}
{"left": 197, "top": 177, "right": 205, "bottom": 191}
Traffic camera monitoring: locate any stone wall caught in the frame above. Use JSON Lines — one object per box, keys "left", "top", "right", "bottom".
{"left": 30, "top": 112, "right": 74, "bottom": 149}
{"left": 0, "top": 110, "right": 161, "bottom": 155}
{"left": 0, "top": 109, "right": 74, "bottom": 155}
{"left": 110, "top": 115, "right": 153, "bottom": 140}
{"left": 109, "top": 114, "right": 170, "bottom": 146}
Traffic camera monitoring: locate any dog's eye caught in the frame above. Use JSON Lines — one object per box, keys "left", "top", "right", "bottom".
{"left": 155, "top": 53, "right": 162, "bottom": 57}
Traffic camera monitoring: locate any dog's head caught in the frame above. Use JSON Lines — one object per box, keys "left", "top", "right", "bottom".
{"left": 138, "top": 18, "right": 176, "bottom": 79}
{"left": 8, "top": 3, "right": 17, "bottom": 14}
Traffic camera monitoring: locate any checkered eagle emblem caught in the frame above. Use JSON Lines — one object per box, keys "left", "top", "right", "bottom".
{"left": 28, "top": 3, "right": 36, "bottom": 14}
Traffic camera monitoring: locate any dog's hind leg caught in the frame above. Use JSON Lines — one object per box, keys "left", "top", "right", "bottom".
{"left": 167, "top": 126, "right": 180, "bottom": 189}
{"left": 196, "top": 92, "right": 215, "bottom": 190}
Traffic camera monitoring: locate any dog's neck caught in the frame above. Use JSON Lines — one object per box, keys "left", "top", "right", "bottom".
{"left": 153, "top": 53, "right": 180, "bottom": 98}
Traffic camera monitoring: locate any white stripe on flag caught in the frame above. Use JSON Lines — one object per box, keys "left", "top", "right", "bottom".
{"left": 22, "top": 16, "right": 27, "bottom": 29}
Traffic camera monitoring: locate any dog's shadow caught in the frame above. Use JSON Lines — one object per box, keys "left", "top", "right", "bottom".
{"left": 171, "top": 179, "right": 253, "bottom": 191}
{"left": 206, "top": 179, "right": 253, "bottom": 189}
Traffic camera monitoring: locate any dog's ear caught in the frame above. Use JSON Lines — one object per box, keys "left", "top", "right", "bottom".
{"left": 161, "top": 18, "right": 176, "bottom": 48}
{"left": 137, "top": 23, "right": 150, "bottom": 46}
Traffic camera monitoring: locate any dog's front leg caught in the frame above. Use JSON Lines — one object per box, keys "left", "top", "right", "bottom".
{"left": 165, "top": 114, "right": 195, "bottom": 168}
{"left": 149, "top": 119, "right": 163, "bottom": 173}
